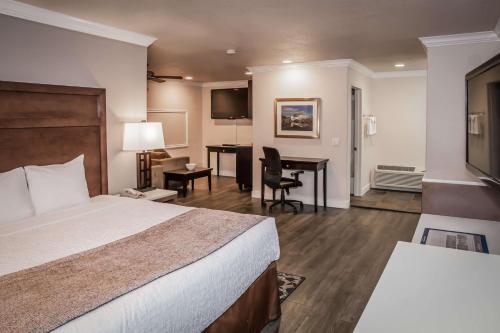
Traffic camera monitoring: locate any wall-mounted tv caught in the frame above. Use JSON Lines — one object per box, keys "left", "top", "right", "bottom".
{"left": 211, "top": 87, "right": 250, "bottom": 119}
{"left": 466, "top": 53, "right": 500, "bottom": 185}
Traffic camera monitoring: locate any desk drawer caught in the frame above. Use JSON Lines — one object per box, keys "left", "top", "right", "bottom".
{"left": 282, "top": 162, "right": 316, "bottom": 171}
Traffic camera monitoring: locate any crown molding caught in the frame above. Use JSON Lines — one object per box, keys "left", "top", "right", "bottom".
{"left": 247, "top": 59, "right": 357, "bottom": 73}
{"left": 372, "top": 70, "right": 427, "bottom": 79}
{"left": 247, "top": 58, "right": 428, "bottom": 79}
{"left": 347, "top": 60, "right": 375, "bottom": 77}
{"left": 0, "top": 0, "right": 156, "bottom": 47}
{"left": 202, "top": 80, "right": 248, "bottom": 88}
{"left": 419, "top": 31, "right": 499, "bottom": 48}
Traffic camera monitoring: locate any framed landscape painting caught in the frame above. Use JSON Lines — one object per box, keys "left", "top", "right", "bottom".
{"left": 275, "top": 98, "right": 320, "bottom": 138}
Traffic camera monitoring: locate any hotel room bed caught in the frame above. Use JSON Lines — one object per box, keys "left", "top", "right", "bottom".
{"left": 0, "top": 81, "right": 281, "bottom": 332}
{"left": 0, "top": 195, "right": 280, "bottom": 332}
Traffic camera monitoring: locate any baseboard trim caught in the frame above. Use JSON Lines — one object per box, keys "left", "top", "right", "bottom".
{"left": 361, "top": 184, "right": 370, "bottom": 196}
{"left": 251, "top": 190, "right": 349, "bottom": 209}
{"left": 212, "top": 170, "right": 236, "bottom": 177}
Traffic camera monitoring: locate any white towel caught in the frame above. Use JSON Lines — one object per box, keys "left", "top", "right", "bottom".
{"left": 367, "top": 116, "right": 377, "bottom": 136}
{"left": 468, "top": 114, "right": 480, "bottom": 135}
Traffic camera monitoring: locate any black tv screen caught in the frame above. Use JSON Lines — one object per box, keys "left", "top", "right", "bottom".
{"left": 466, "top": 53, "right": 500, "bottom": 185}
{"left": 211, "top": 88, "right": 248, "bottom": 119}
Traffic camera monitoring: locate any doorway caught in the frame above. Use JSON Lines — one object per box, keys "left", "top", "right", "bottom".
{"left": 350, "top": 87, "right": 362, "bottom": 196}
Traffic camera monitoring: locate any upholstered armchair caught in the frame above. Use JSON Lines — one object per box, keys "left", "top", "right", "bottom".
{"left": 150, "top": 149, "right": 190, "bottom": 189}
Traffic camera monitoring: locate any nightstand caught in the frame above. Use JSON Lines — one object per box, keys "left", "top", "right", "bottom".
{"left": 141, "top": 189, "right": 177, "bottom": 203}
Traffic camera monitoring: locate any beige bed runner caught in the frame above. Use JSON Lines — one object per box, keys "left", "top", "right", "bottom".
{"left": 0, "top": 208, "right": 266, "bottom": 333}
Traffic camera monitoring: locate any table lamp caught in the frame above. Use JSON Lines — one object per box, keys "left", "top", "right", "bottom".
{"left": 123, "top": 121, "right": 165, "bottom": 190}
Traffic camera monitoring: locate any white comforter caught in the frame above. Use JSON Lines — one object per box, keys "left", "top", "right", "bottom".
{"left": 0, "top": 195, "right": 280, "bottom": 332}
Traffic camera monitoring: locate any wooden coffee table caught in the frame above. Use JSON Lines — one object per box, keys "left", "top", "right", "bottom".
{"left": 163, "top": 167, "right": 213, "bottom": 197}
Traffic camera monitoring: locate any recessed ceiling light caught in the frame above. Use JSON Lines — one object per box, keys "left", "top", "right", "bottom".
{"left": 245, "top": 71, "right": 253, "bottom": 75}
{"left": 394, "top": 63, "right": 405, "bottom": 68}
{"left": 282, "top": 59, "right": 293, "bottom": 64}
{"left": 226, "top": 49, "right": 236, "bottom": 55}
{"left": 184, "top": 76, "right": 193, "bottom": 80}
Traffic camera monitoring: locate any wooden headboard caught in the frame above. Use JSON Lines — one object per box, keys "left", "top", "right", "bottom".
{"left": 0, "top": 81, "right": 108, "bottom": 196}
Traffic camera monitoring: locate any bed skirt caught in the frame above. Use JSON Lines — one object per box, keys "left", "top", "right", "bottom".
{"left": 204, "top": 261, "right": 281, "bottom": 333}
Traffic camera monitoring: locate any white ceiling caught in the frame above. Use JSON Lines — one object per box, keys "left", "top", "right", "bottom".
{"left": 18, "top": 0, "right": 500, "bottom": 82}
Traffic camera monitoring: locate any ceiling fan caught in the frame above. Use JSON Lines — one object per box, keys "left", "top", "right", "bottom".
{"left": 147, "top": 70, "right": 183, "bottom": 83}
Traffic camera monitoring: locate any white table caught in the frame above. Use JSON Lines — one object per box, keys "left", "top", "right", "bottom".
{"left": 141, "top": 189, "right": 177, "bottom": 202}
{"left": 413, "top": 214, "right": 500, "bottom": 255}
{"left": 354, "top": 241, "right": 500, "bottom": 333}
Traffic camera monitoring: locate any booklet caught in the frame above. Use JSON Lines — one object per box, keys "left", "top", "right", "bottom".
{"left": 420, "top": 228, "right": 489, "bottom": 253}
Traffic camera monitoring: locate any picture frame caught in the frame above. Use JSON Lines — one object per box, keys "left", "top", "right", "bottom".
{"left": 147, "top": 109, "right": 188, "bottom": 148}
{"left": 274, "top": 98, "right": 320, "bottom": 139}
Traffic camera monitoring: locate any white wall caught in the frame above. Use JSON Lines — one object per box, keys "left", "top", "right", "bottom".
{"left": 371, "top": 76, "right": 427, "bottom": 168}
{"left": 201, "top": 81, "right": 252, "bottom": 176}
{"left": 147, "top": 81, "right": 203, "bottom": 164}
{"left": 426, "top": 39, "right": 500, "bottom": 181}
{"left": 251, "top": 64, "right": 350, "bottom": 208}
{"left": 348, "top": 68, "right": 374, "bottom": 195}
{"left": 348, "top": 69, "right": 427, "bottom": 196}
{"left": 0, "top": 14, "right": 147, "bottom": 193}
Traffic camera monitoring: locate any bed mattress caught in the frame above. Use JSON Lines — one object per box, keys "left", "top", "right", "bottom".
{"left": 0, "top": 195, "right": 280, "bottom": 332}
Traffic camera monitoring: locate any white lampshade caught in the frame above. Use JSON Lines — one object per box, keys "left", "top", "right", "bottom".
{"left": 123, "top": 122, "right": 165, "bottom": 151}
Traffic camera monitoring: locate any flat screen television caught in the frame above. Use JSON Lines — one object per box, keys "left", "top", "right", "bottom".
{"left": 466, "top": 53, "right": 500, "bottom": 185}
{"left": 211, "top": 88, "right": 249, "bottom": 119}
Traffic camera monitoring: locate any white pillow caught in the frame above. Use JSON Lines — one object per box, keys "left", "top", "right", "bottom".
{"left": 0, "top": 167, "right": 34, "bottom": 223}
{"left": 25, "top": 155, "right": 90, "bottom": 215}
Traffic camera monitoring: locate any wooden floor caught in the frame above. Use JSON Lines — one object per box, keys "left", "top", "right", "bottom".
{"left": 350, "top": 189, "right": 422, "bottom": 214}
{"left": 176, "top": 176, "right": 420, "bottom": 333}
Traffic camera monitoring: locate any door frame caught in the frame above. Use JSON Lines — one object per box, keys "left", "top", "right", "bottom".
{"left": 350, "top": 87, "right": 363, "bottom": 197}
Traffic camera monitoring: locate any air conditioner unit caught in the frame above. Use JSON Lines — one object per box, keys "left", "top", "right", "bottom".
{"left": 373, "top": 165, "right": 424, "bottom": 192}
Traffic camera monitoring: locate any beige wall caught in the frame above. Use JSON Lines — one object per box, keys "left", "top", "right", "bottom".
{"left": 147, "top": 81, "right": 203, "bottom": 164}
{"left": 0, "top": 14, "right": 147, "bottom": 194}
{"left": 146, "top": 80, "right": 252, "bottom": 176}
{"left": 426, "top": 40, "right": 500, "bottom": 181}
{"left": 251, "top": 65, "right": 350, "bottom": 208}
{"left": 371, "top": 76, "right": 427, "bottom": 169}
{"left": 201, "top": 81, "right": 252, "bottom": 176}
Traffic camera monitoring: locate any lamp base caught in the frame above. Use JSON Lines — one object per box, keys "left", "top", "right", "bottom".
{"left": 136, "top": 151, "right": 152, "bottom": 189}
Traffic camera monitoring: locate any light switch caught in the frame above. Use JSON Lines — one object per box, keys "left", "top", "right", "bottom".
{"left": 331, "top": 137, "right": 340, "bottom": 146}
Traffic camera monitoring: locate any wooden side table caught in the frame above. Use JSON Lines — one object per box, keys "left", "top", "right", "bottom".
{"left": 164, "top": 167, "right": 213, "bottom": 197}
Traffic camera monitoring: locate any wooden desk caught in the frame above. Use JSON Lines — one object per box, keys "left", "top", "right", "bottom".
{"left": 206, "top": 145, "right": 238, "bottom": 176}
{"left": 206, "top": 145, "right": 253, "bottom": 190}
{"left": 259, "top": 156, "right": 329, "bottom": 212}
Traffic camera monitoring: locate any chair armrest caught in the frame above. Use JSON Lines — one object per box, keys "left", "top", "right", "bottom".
{"left": 150, "top": 158, "right": 190, "bottom": 189}
{"left": 290, "top": 170, "right": 304, "bottom": 184}
{"left": 151, "top": 156, "right": 190, "bottom": 168}
{"left": 151, "top": 165, "right": 165, "bottom": 189}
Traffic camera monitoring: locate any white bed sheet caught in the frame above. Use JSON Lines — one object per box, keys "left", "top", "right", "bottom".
{"left": 0, "top": 195, "right": 280, "bottom": 333}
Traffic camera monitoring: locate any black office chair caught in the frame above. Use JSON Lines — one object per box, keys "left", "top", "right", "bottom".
{"left": 262, "top": 147, "right": 304, "bottom": 214}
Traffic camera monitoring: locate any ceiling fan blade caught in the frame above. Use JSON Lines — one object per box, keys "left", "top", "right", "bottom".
{"left": 147, "top": 77, "right": 165, "bottom": 83}
{"left": 154, "top": 75, "right": 184, "bottom": 80}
